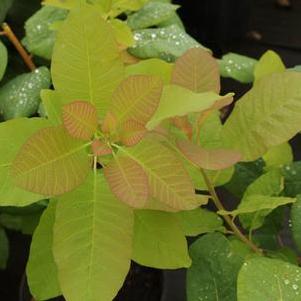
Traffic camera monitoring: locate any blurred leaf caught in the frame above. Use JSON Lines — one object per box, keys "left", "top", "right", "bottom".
{"left": 0, "top": 41, "right": 8, "bottom": 81}
{"left": 0, "top": 0, "right": 14, "bottom": 23}
{"left": 0, "top": 67, "right": 51, "bottom": 120}
{"left": 133, "top": 210, "right": 191, "bottom": 268}
{"left": 263, "top": 143, "right": 293, "bottom": 170}
{"left": 109, "top": 19, "right": 134, "bottom": 49}
{"left": 254, "top": 50, "right": 285, "bottom": 83}
{"left": 0, "top": 228, "right": 9, "bottom": 269}
{"left": 237, "top": 257, "right": 301, "bottom": 301}
{"left": 129, "top": 25, "right": 208, "bottom": 62}
{"left": 22, "top": 6, "right": 68, "bottom": 60}
{"left": 187, "top": 233, "right": 252, "bottom": 301}
{"left": 282, "top": 162, "right": 301, "bottom": 197}
{"left": 291, "top": 194, "right": 301, "bottom": 252}
{"left": 219, "top": 52, "right": 257, "bottom": 83}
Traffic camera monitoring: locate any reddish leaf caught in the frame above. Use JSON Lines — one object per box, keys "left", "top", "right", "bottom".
{"left": 177, "top": 139, "right": 241, "bottom": 170}
{"left": 63, "top": 101, "right": 98, "bottom": 140}
{"left": 104, "top": 156, "right": 149, "bottom": 208}
{"left": 120, "top": 119, "right": 146, "bottom": 146}
{"left": 171, "top": 48, "right": 220, "bottom": 93}
{"left": 92, "top": 140, "right": 112, "bottom": 156}
{"left": 172, "top": 116, "right": 193, "bottom": 140}
{"left": 102, "top": 112, "right": 118, "bottom": 134}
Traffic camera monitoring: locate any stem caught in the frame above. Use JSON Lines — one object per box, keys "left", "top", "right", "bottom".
{"left": 200, "top": 168, "right": 263, "bottom": 255}
{"left": 1, "top": 23, "right": 36, "bottom": 71}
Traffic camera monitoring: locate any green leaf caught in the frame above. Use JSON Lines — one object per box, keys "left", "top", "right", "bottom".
{"left": 171, "top": 48, "right": 220, "bottom": 93}
{"left": 0, "top": 118, "right": 50, "bottom": 207}
{"left": 62, "top": 101, "right": 98, "bottom": 140}
{"left": 237, "top": 257, "right": 301, "bottom": 301}
{"left": 127, "top": 2, "right": 179, "bottom": 30}
{"left": 121, "top": 137, "right": 208, "bottom": 210}
{"left": 51, "top": 4, "right": 124, "bottom": 118}
{"left": 218, "top": 52, "right": 257, "bottom": 83}
{"left": 147, "top": 85, "right": 233, "bottom": 130}
{"left": 22, "top": 6, "right": 68, "bottom": 60}
{"left": 222, "top": 72, "right": 301, "bottom": 161}
{"left": 174, "top": 208, "right": 225, "bottom": 236}
{"left": 11, "top": 126, "right": 91, "bottom": 196}
{"left": 129, "top": 25, "right": 209, "bottom": 62}
{"left": 238, "top": 169, "right": 285, "bottom": 230}
{"left": 133, "top": 210, "right": 191, "bottom": 269}
{"left": 291, "top": 195, "right": 301, "bottom": 252}
{"left": 254, "top": 50, "right": 286, "bottom": 82}
{"left": 0, "top": 228, "right": 9, "bottom": 269}
{"left": 282, "top": 162, "right": 301, "bottom": 197}
{"left": 125, "top": 58, "right": 173, "bottom": 84}
{"left": 263, "top": 142, "right": 293, "bottom": 170}
{"left": 109, "top": 19, "right": 134, "bottom": 48}
{"left": 27, "top": 201, "right": 61, "bottom": 300}
{"left": 291, "top": 65, "right": 301, "bottom": 72}
{"left": 187, "top": 233, "right": 252, "bottom": 301}
{"left": 42, "top": 0, "right": 77, "bottom": 9}
{"left": 0, "top": 40, "right": 8, "bottom": 81}
{"left": 225, "top": 159, "right": 265, "bottom": 199}
{"left": 53, "top": 171, "right": 133, "bottom": 301}
{"left": 0, "top": 0, "right": 13, "bottom": 23}
{"left": 0, "top": 67, "right": 51, "bottom": 120}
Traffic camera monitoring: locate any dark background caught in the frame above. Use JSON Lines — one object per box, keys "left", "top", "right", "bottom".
{"left": 1, "top": 0, "right": 300, "bottom": 300}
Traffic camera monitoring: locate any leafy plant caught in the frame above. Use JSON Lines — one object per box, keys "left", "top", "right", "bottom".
{"left": 1, "top": 1, "right": 301, "bottom": 301}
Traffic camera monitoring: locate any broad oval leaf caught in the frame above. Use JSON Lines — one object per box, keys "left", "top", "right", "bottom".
{"left": 63, "top": 101, "right": 98, "bottom": 140}
{"left": 27, "top": 201, "right": 61, "bottom": 300}
{"left": 122, "top": 138, "right": 208, "bottom": 210}
{"left": 177, "top": 139, "right": 241, "bottom": 170}
{"left": 0, "top": 118, "right": 50, "bottom": 207}
{"left": 51, "top": 5, "right": 124, "bottom": 118}
{"left": 263, "top": 142, "right": 293, "bottom": 169}
{"left": 222, "top": 72, "right": 301, "bottom": 161}
{"left": 109, "top": 75, "right": 163, "bottom": 127}
{"left": 133, "top": 210, "right": 191, "bottom": 269}
{"left": 0, "top": 67, "right": 51, "bottom": 120}
{"left": 0, "top": 40, "right": 8, "bottom": 81}
{"left": 172, "top": 48, "right": 220, "bottom": 93}
{"left": 237, "top": 257, "right": 301, "bottom": 301}
{"left": 53, "top": 172, "right": 133, "bottom": 301}
{"left": 120, "top": 119, "right": 146, "bottom": 146}
{"left": 147, "top": 85, "right": 233, "bottom": 130}
{"left": 11, "top": 126, "right": 90, "bottom": 196}
{"left": 91, "top": 139, "right": 112, "bottom": 156}
{"left": 104, "top": 156, "right": 149, "bottom": 208}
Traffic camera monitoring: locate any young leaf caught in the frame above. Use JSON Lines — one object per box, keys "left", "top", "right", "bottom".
{"left": 133, "top": 210, "right": 191, "bottom": 269}
{"left": 291, "top": 195, "right": 301, "bottom": 252}
{"left": 0, "top": 118, "right": 50, "bottom": 207}
{"left": 129, "top": 25, "right": 208, "bottom": 62}
{"left": 22, "top": 6, "right": 68, "bottom": 60}
{"left": 42, "top": 0, "right": 76, "bottom": 9}
{"left": 120, "top": 119, "right": 146, "bottom": 146}
{"left": 0, "top": 228, "right": 9, "bottom": 269}
{"left": 91, "top": 140, "right": 112, "bottom": 156}
{"left": 0, "top": 40, "right": 8, "bottom": 81}
{"left": 177, "top": 139, "right": 241, "bottom": 170}
{"left": 218, "top": 52, "right": 257, "bottom": 83}
{"left": 51, "top": 4, "right": 124, "bottom": 118}
{"left": 53, "top": 172, "right": 133, "bottom": 301}
{"left": 27, "top": 201, "right": 61, "bottom": 300}
{"left": 187, "top": 233, "right": 252, "bottom": 301}
{"left": 11, "top": 126, "right": 90, "bottom": 196}
{"left": 237, "top": 257, "right": 301, "bottom": 300}
{"left": 125, "top": 58, "right": 173, "bottom": 84}
{"left": 109, "top": 19, "right": 134, "bottom": 49}
{"left": 146, "top": 85, "right": 233, "bottom": 130}
{"left": 174, "top": 208, "right": 225, "bottom": 237}
{"left": 104, "top": 155, "right": 149, "bottom": 208}
{"left": 171, "top": 48, "right": 220, "bottom": 93}
{"left": 122, "top": 138, "right": 208, "bottom": 210}
{"left": 62, "top": 101, "right": 98, "bottom": 140}
{"left": 222, "top": 72, "right": 301, "bottom": 161}
{"left": 109, "top": 75, "right": 163, "bottom": 127}
{"left": 254, "top": 50, "right": 286, "bottom": 82}
{"left": 0, "top": 67, "right": 51, "bottom": 120}
{"left": 127, "top": 2, "right": 179, "bottom": 30}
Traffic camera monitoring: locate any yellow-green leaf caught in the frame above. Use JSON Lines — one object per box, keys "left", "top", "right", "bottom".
{"left": 104, "top": 156, "right": 149, "bottom": 208}
{"left": 11, "top": 126, "right": 90, "bottom": 196}
{"left": 109, "top": 19, "right": 134, "bottom": 49}
{"left": 53, "top": 171, "right": 133, "bottom": 301}
{"left": 51, "top": 5, "right": 124, "bottom": 118}
{"left": 171, "top": 48, "right": 220, "bottom": 93}
{"left": 63, "top": 101, "right": 98, "bottom": 140}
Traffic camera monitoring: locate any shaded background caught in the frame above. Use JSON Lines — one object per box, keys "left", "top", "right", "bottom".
{"left": 0, "top": 0, "right": 300, "bottom": 300}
